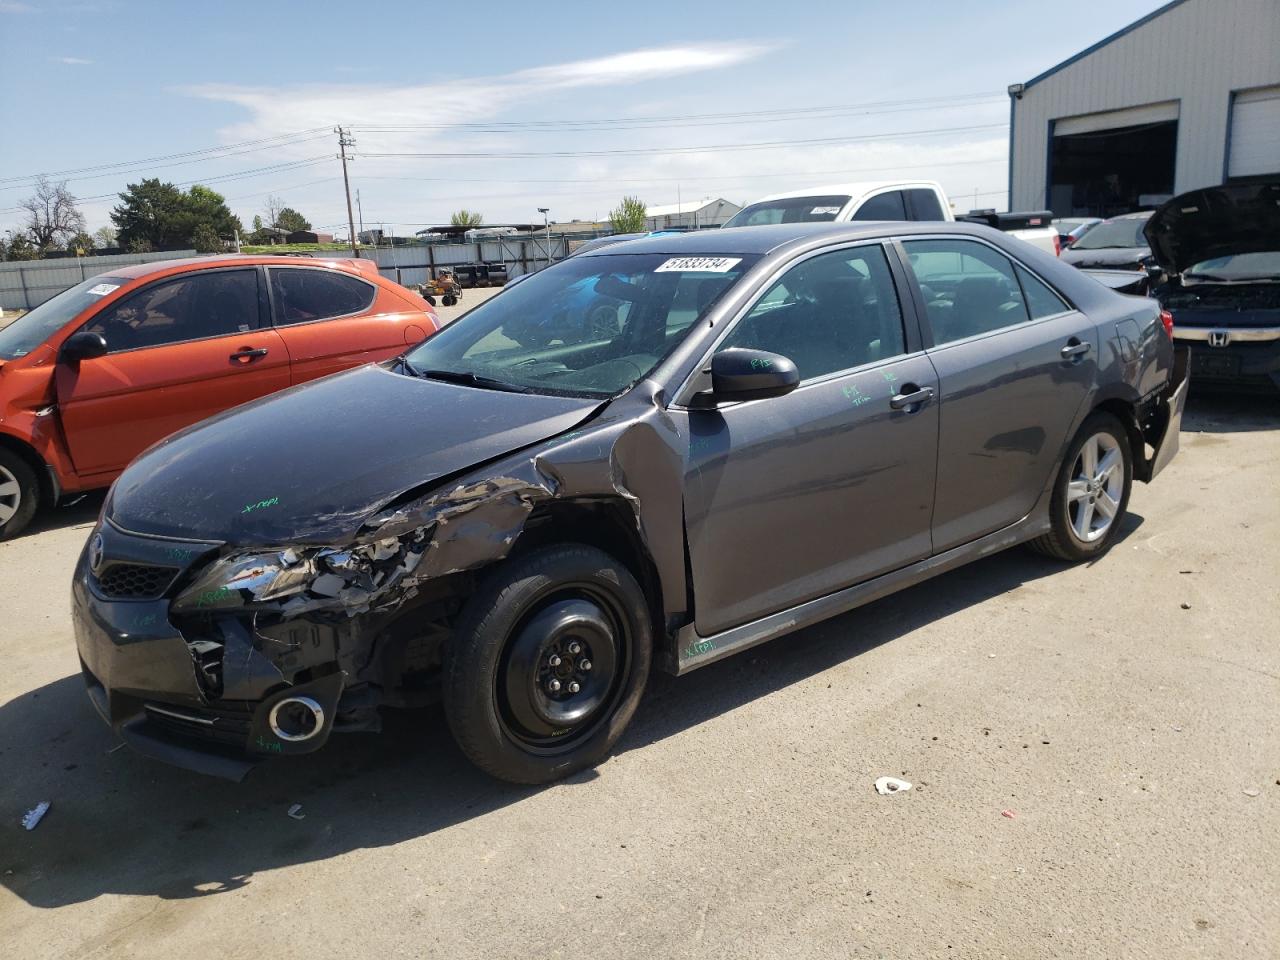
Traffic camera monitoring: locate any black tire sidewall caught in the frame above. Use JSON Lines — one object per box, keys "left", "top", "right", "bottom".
{"left": 0, "top": 448, "right": 41, "bottom": 540}
{"left": 1052, "top": 413, "right": 1133, "bottom": 560}
{"left": 442, "top": 544, "right": 652, "bottom": 784}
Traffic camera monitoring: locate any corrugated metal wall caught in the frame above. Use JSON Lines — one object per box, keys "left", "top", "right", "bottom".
{"left": 1009, "top": 0, "right": 1280, "bottom": 210}
{"left": 0, "top": 237, "right": 572, "bottom": 312}
{"left": 0, "top": 250, "right": 198, "bottom": 311}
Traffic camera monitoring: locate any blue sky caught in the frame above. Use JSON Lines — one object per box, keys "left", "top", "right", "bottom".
{"left": 0, "top": 0, "right": 1167, "bottom": 238}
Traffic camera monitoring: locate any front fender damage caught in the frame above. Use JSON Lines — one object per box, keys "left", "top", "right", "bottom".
{"left": 172, "top": 384, "right": 688, "bottom": 718}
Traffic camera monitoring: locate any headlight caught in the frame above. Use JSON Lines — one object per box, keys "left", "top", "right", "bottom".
{"left": 171, "top": 527, "right": 431, "bottom": 617}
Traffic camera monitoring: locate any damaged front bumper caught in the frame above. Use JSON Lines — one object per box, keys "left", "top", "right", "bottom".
{"left": 72, "top": 521, "right": 364, "bottom": 781}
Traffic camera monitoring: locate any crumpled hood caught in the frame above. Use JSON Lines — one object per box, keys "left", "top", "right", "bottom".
{"left": 1060, "top": 246, "right": 1150, "bottom": 270}
{"left": 109, "top": 364, "right": 601, "bottom": 545}
{"left": 1145, "top": 182, "right": 1280, "bottom": 275}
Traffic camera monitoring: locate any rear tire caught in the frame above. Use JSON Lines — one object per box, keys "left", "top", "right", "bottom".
{"left": 442, "top": 544, "right": 652, "bottom": 784}
{"left": 0, "top": 448, "right": 41, "bottom": 540}
{"left": 1029, "top": 412, "right": 1133, "bottom": 561}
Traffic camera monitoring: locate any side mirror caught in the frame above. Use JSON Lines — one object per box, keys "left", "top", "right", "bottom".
{"left": 709, "top": 348, "right": 799, "bottom": 402}
{"left": 61, "top": 331, "right": 108, "bottom": 363}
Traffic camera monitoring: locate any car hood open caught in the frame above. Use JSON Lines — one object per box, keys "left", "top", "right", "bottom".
{"left": 109, "top": 364, "right": 603, "bottom": 545}
{"left": 1145, "top": 182, "right": 1280, "bottom": 275}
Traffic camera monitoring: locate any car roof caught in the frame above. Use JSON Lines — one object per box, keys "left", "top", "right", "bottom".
{"left": 746, "top": 180, "right": 943, "bottom": 204}
{"left": 1103, "top": 211, "right": 1155, "bottom": 222}
{"left": 99, "top": 254, "right": 378, "bottom": 281}
{"left": 577, "top": 220, "right": 994, "bottom": 257}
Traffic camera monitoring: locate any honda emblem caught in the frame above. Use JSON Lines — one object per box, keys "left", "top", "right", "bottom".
{"left": 1207, "top": 330, "right": 1230, "bottom": 348}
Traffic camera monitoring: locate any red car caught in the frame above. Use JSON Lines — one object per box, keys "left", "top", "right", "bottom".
{"left": 0, "top": 255, "right": 438, "bottom": 537}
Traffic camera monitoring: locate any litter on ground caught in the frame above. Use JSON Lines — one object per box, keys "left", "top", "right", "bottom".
{"left": 874, "top": 777, "right": 912, "bottom": 795}
{"left": 21, "top": 801, "right": 51, "bottom": 831}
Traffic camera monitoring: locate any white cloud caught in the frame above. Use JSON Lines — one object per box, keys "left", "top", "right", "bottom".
{"left": 0, "top": 1, "right": 35, "bottom": 11}
{"left": 54, "top": 55, "right": 93, "bottom": 64}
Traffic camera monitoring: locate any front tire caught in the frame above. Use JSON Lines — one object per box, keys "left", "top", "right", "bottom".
{"left": 1029, "top": 412, "right": 1133, "bottom": 561}
{"left": 0, "top": 449, "right": 40, "bottom": 540}
{"left": 443, "top": 544, "right": 652, "bottom": 784}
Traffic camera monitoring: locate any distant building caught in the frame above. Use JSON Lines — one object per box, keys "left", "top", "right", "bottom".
{"left": 286, "top": 230, "right": 335, "bottom": 244}
{"left": 1008, "top": 0, "right": 1280, "bottom": 217}
{"left": 643, "top": 198, "right": 741, "bottom": 231}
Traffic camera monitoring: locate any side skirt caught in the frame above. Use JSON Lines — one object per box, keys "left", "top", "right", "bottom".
{"left": 673, "top": 511, "right": 1052, "bottom": 675}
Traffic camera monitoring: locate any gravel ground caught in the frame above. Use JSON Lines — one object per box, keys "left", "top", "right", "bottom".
{"left": 0, "top": 391, "right": 1276, "bottom": 960}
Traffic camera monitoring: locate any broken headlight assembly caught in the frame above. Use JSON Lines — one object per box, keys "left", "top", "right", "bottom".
{"left": 171, "top": 527, "right": 433, "bottom": 619}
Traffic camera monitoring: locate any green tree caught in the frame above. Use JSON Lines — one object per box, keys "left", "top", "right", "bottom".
{"left": 67, "top": 231, "right": 95, "bottom": 255}
{"left": 450, "top": 209, "right": 484, "bottom": 227}
{"left": 3, "top": 231, "right": 38, "bottom": 261}
{"left": 609, "top": 196, "right": 647, "bottom": 234}
{"left": 191, "top": 223, "right": 223, "bottom": 253}
{"left": 275, "top": 207, "right": 310, "bottom": 232}
{"left": 252, "top": 215, "right": 264, "bottom": 232}
{"left": 111, "top": 179, "right": 241, "bottom": 250}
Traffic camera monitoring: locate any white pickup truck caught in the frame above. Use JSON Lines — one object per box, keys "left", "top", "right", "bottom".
{"left": 723, "top": 180, "right": 1060, "bottom": 255}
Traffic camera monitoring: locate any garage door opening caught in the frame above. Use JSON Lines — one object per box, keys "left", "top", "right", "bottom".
{"left": 1048, "top": 119, "right": 1178, "bottom": 218}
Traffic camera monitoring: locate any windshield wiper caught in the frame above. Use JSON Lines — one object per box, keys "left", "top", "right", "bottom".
{"left": 411, "top": 367, "right": 533, "bottom": 393}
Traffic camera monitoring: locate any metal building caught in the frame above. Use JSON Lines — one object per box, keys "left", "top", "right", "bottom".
{"left": 1008, "top": 0, "right": 1280, "bottom": 218}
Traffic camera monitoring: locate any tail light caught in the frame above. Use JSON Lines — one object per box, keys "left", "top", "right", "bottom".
{"left": 1053, "top": 233, "right": 1062, "bottom": 256}
{"left": 1159, "top": 310, "right": 1174, "bottom": 339}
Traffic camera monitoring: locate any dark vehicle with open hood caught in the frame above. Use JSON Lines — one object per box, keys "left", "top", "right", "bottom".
{"left": 1144, "top": 181, "right": 1280, "bottom": 392}
{"left": 73, "top": 222, "right": 1186, "bottom": 784}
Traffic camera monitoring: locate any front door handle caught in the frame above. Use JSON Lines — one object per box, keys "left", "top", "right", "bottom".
{"left": 1060, "top": 339, "right": 1092, "bottom": 360}
{"left": 230, "top": 347, "right": 269, "bottom": 363}
{"left": 890, "top": 384, "right": 934, "bottom": 411}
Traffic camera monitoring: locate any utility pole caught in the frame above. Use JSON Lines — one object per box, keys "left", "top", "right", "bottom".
{"left": 356, "top": 189, "right": 364, "bottom": 239}
{"left": 537, "top": 207, "right": 551, "bottom": 269}
{"left": 336, "top": 126, "right": 359, "bottom": 257}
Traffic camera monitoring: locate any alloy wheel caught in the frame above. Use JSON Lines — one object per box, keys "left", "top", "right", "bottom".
{"left": 1067, "top": 432, "right": 1124, "bottom": 543}
{"left": 0, "top": 464, "right": 22, "bottom": 526}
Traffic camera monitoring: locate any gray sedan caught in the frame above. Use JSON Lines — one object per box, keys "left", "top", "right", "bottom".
{"left": 72, "top": 222, "right": 1187, "bottom": 785}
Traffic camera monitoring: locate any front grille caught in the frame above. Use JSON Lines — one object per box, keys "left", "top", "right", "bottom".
{"left": 94, "top": 562, "right": 179, "bottom": 600}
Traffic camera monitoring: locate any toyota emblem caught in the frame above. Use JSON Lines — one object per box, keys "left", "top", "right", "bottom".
{"left": 88, "top": 533, "right": 105, "bottom": 574}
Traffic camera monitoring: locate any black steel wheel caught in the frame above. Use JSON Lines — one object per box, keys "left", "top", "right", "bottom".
{"left": 443, "top": 544, "right": 652, "bottom": 783}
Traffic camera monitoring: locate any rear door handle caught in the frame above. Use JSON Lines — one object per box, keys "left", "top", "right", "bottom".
{"left": 890, "top": 385, "right": 934, "bottom": 411}
{"left": 230, "top": 347, "right": 269, "bottom": 363}
{"left": 1060, "top": 339, "right": 1092, "bottom": 359}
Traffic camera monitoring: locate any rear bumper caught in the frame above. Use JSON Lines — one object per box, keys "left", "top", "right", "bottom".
{"left": 1138, "top": 345, "right": 1189, "bottom": 483}
{"left": 71, "top": 531, "right": 346, "bottom": 781}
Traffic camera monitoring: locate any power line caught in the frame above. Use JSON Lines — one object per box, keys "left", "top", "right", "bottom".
{"left": 358, "top": 123, "right": 1008, "bottom": 161}
{"left": 350, "top": 91, "right": 1003, "bottom": 132}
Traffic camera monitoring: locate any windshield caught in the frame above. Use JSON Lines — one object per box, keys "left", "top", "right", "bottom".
{"left": 1185, "top": 251, "right": 1280, "bottom": 282}
{"left": 724, "top": 195, "right": 851, "bottom": 228}
{"left": 0, "top": 276, "right": 130, "bottom": 360}
{"left": 1070, "top": 217, "right": 1150, "bottom": 251}
{"left": 402, "top": 252, "right": 757, "bottom": 397}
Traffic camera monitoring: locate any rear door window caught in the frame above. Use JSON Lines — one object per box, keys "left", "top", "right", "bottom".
{"left": 851, "top": 191, "right": 908, "bottom": 221}
{"left": 906, "top": 188, "right": 946, "bottom": 220}
{"left": 84, "top": 269, "right": 260, "bottom": 352}
{"left": 270, "top": 268, "right": 377, "bottom": 325}
{"left": 902, "top": 239, "right": 1031, "bottom": 345}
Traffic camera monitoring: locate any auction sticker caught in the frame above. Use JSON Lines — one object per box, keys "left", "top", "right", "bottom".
{"left": 87, "top": 283, "right": 120, "bottom": 296}
{"left": 654, "top": 257, "right": 742, "bottom": 273}
{"left": 810, "top": 206, "right": 842, "bottom": 215}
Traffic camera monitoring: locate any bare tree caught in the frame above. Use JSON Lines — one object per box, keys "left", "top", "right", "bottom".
{"left": 263, "top": 195, "right": 284, "bottom": 229}
{"left": 19, "top": 176, "right": 86, "bottom": 252}
{"left": 92, "top": 225, "right": 117, "bottom": 248}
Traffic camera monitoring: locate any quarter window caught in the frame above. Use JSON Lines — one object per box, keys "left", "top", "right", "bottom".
{"left": 718, "top": 245, "right": 906, "bottom": 381}
{"left": 1015, "top": 264, "right": 1069, "bottom": 319}
{"left": 903, "top": 239, "right": 1030, "bottom": 345}
{"left": 851, "top": 191, "right": 908, "bottom": 221}
{"left": 907, "top": 188, "right": 946, "bottom": 220}
{"left": 270, "top": 268, "right": 376, "bottom": 325}
{"left": 84, "top": 269, "right": 258, "bottom": 352}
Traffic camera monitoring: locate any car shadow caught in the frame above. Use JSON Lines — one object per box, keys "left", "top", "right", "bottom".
{"left": 0, "top": 512, "right": 1144, "bottom": 908}
{"left": 14, "top": 491, "right": 105, "bottom": 540}
{"left": 1182, "top": 390, "right": 1280, "bottom": 434}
